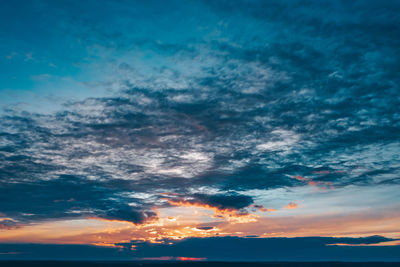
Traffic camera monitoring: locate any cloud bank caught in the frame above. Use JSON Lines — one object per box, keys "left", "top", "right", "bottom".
{"left": 0, "top": 0, "right": 399, "bottom": 250}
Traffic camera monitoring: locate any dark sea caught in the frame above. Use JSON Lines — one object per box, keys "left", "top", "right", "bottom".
{"left": 0, "top": 262, "right": 399, "bottom": 267}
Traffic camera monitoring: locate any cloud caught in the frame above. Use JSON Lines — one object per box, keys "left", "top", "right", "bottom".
{"left": 0, "top": 0, "right": 399, "bottom": 235}
{"left": 252, "top": 204, "right": 276, "bottom": 213}
{"left": 0, "top": 174, "right": 156, "bottom": 225}
{"left": 285, "top": 202, "right": 298, "bottom": 209}
{"left": 166, "top": 193, "right": 258, "bottom": 223}
{"left": 291, "top": 175, "right": 335, "bottom": 191}
{"left": 99, "top": 208, "right": 158, "bottom": 225}
{"left": 187, "top": 193, "right": 254, "bottom": 211}
{"left": 196, "top": 226, "right": 214, "bottom": 231}
{"left": 0, "top": 219, "right": 19, "bottom": 230}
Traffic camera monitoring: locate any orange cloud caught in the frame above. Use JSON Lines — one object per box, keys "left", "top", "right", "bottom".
{"left": 252, "top": 204, "right": 276, "bottom": 213}
{"left": 327, "top": 240, "right": 400, "bottom": 247}
{"left": 177, "top": 257, "right": 206, "bottom": 261}
{"left": 285, "top": 202, "right": 298, "bottom": 209}
{"left": 291, "top": 175, "right": 334, "bottom": 190}
{"left": 166, "top": 199, "right": 258, "bottom": 223}
{"left": 292, "top": 175, "right": 308, "bottom": 181}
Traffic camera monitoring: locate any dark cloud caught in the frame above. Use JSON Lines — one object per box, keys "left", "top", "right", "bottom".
{"left": 168, "top": 193, "right": 254, "bottom": 211}
{"left": 192, "top": 193, "right": 253, "bottom": 210}
{"left": 196, "top": 226, "right": 214, "bottom": 231}
{"left": 101, "top": 208, "right": 157, "bottom": 225}
{"left": 0, "top": 175, "right": 155, "bottom": 225}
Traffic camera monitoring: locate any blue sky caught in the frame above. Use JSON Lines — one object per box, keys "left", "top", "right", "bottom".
{"left": 0, "top": 0, "right": 400, "bottom": 261}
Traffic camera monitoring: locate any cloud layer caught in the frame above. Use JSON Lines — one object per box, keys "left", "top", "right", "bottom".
{"left": 0, "top": 0, "right": 399, "bottom": 249}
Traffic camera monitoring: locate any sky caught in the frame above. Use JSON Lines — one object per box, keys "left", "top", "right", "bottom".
{"left": 0, "top": 0, "right": 400, "bottom": 262}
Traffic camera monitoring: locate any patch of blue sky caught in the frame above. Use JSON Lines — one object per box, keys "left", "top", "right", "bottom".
{"left": 0, "top": 0, "right": 224, "bottom": 113}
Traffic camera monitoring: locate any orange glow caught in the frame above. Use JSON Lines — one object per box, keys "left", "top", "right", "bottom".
{"left": 86, "top": 216, "right": 136, "bottom": 225}
{"left": 327, "top": 240, "right": 400, "bottom": 247}
{"left": 0, "top": 218, "right": 15, "bottom": 221}
{"left": 166, "top": 199, "right": 259, "bottom": 223}
{"left": 177, "top": 257, "right": 206, "bottom": 261}
{"left": 140, "top": 256, "right": 206, "bottom": 261}
{"left": 1, "top": 206, "right": 399, "bottom": 247}
{"left": 285, "top": 202, "right": 298, "bottom": 209}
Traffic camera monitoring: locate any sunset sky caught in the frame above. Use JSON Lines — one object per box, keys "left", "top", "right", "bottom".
{"left": 1, "top": 0, "right": 400, "bottom": 262}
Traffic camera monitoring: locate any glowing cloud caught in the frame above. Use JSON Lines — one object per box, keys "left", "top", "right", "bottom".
{"left": 285, "top": 202, "right": 299, "bottom": 209}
